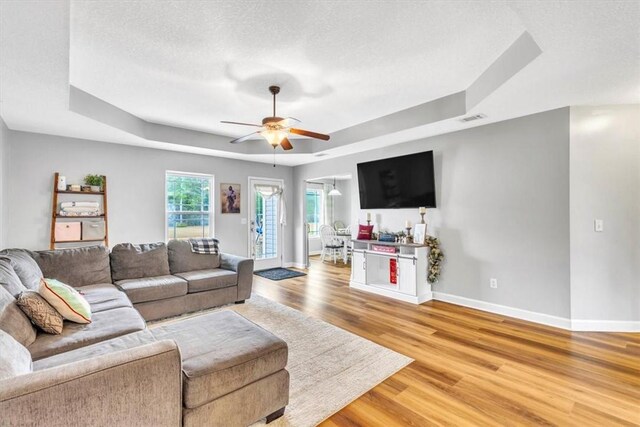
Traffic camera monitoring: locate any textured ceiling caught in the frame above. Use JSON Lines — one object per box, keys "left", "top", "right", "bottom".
{"left": 1, "top": 1, "right": 639, "bottom": 167}
{"left": 69, "top": 1, "right": 524, "bottom": 136}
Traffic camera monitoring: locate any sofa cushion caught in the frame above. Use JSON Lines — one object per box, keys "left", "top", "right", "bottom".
{"left": 0, "top": 249, "right": 43, "bottom": 290}
{"left": 149, "top": 310, "right": 288, "bottom": 409}
{"left": 110, "top": 242, "right": 171, "bottom": 281}
{"left": 176, "top": 269, "right": 238, "bottom": 293}
{"left": 31, "top": 245, "right": 112, "bottom": 288}
{"left": 0, "top": 330, "right": 32, "bottom": 380}
{"left": 0, "top": 286, "right": 36, "bottom": 347}
{"left": 16, "top": 290, "right": 64, "bottom": 334}
{"left": 33, "top": 329, "right": 157, "bottom": 370}
{"left": 167, "top": 240, "right": 220, "bottom": 274}
{"left": 27, "top": 307, "right": 146, "bottom": 360}
{"left": 80, "top": 283, "right": 132, "bottom": 313}
{"left": 39, "top": 278, "right": 92, "bottom": 324}
{"left": 115, "top": 275, "right": 187, "bottom": 304}
{"left": 0, "top": 259, "right": 27, "bottom": 298}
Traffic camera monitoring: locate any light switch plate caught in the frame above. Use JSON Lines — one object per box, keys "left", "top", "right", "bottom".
{"left": 241, "top": 218, "right": 247, "bottom": 225}
{"left": 594, "top": 219, "right": 604, "bottom": 232}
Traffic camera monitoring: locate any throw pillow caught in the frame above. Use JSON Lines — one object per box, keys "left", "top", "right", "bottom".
{"left": 0, "top": 249, "right": 43, "bottom": 290}
{"left": 0, "top": 258, "right": 27, "bottom": 297}
{"left": 39, "top": 278, "right": 91, "bottom": 324}
{"left": 0, "top": 330, "right": 32, "bottom": 380}
{"left": 0, "top": 286, "right": 37, "bottom": 346}
{"left": 357, "top": 224, "right": 374, "bottom": 240}
{"left": 17, "top": 290, "right": 64, "bottom": 334}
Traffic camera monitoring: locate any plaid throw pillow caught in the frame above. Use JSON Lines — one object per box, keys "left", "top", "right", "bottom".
{"left": 189, "top": 238, "right": 219, "bottom": 255}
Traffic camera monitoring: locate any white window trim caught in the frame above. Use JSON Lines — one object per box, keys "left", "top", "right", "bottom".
{"left": 165, "top": 170, "right": 215, "bottom": 242}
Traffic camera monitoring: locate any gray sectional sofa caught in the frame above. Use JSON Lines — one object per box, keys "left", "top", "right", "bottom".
{"left": 0, "top": 241, "right": 289, "bottom": 426}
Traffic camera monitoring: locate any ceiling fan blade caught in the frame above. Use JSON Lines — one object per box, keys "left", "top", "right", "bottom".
{"left": 276, "top": 117, "right": 301, "bottom": 128}
{"left": 221, "top": 120, "right": 262, "bottom": 127}
{"left": 280, "top": 137, "right": 293, "bottom": 151}
{"left": 289, "top": 128, "right": 330, "bottom": 141}
{"left": 230, "top": 131, "right": 260, "bottom": 144}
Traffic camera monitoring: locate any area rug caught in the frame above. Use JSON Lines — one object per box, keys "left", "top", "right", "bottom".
{"left": 151, "top": 295, "right": 412, "bottom": 427}
{"left": 254, "top": 268, "right": 307, "bottom": 281}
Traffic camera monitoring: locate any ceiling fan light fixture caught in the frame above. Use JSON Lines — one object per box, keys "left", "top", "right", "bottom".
{"left": 260, "top": 129, "right": 287, "bottom": 147}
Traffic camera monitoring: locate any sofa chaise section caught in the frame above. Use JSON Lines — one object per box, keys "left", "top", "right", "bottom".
{"left": 1, "top": 332, "right": 183, "bottom": 427}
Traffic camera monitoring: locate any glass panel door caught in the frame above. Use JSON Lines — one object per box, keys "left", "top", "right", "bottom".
{"left": 249, "top": 178, "right": 283, "bottom": 270}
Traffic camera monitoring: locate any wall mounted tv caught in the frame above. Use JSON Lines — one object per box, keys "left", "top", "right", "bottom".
{"left": 357, "top": 151, "right": 436, "bottom": 209}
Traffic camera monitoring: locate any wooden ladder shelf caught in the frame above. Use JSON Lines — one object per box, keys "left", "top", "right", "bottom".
{"left": 50, "top": 172, "right": 109, "bottom": 249}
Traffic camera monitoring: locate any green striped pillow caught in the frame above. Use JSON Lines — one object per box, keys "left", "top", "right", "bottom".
{"left": 39, "top": 278, "right": 92, "bottom": 324}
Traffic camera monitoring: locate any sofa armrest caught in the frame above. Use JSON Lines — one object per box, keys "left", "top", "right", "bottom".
{"left": 0, "top": 340, "right": 182, "bottom": 427}
{"left": 220, "top": 253, "right": 254, "bottom": 301}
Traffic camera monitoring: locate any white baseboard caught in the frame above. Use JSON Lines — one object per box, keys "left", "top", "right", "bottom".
{"left": 433, "top": 292, "right": 572, "bottom": 330}
{"left": 432, "top": 292, "right": 640, "bottom": 332}
{"left": 571, "top": 319, "right": 640, "bottom": 332}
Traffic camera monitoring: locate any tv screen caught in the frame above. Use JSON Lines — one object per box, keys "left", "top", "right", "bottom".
{"left": 357, "top": 151, "right": 436, "bottom": 209}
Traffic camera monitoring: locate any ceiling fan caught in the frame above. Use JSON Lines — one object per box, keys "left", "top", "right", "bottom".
{"left": 221, "top": 85, "right": 330, "bottom": 151}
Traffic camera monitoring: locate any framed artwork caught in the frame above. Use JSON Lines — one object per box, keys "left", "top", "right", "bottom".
{"left": 221, "top": 183, "right": 241, "bottom": 214}
{"left": 413, "top": 223, "right": 426, "bottom": 245}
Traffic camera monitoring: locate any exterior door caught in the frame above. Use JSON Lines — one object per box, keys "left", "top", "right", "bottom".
{"left": 249, "top": 178, "right": 283, "bottom": 271}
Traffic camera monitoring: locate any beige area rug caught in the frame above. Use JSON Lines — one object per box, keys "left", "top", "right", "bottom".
{"left": 151, "top": 295, "right": 413, "bottom": 427}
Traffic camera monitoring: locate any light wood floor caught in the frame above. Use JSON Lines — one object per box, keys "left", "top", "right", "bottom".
{"left": 253, "top": 258, "right": 640, "bottom": 427}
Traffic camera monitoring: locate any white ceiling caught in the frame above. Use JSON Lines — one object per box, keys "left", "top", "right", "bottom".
{"left": 1, "top": 1, "right": 639, "bottom": 166}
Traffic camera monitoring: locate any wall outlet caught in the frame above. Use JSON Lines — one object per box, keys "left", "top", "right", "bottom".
{"left": 490, "top": 278, "right": 498, "bottom": 289}
{"left": 594, "top": 219, "right": 604, "bottom": 232}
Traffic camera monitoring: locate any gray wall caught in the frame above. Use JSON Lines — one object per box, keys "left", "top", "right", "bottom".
{"left": 3, "top": 130, "right": 295, "bottom": 262}
{"left": 570, "top": 105, "right": 640, "bottom": 322}
{"left": 0, "top": 118, "right": 8, "bottom": 248}
{"left": 294, "top": 108, "right": 572, "bottom": 318}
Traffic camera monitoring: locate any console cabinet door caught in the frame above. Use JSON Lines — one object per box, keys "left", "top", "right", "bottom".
{"left": 398, "top": 257, "right": 417, "bottom": 295}
{"left": 351, "top": 251, "right": 366, "bottom": 284}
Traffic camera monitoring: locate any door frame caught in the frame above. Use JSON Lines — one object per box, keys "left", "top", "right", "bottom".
{"left": 248, "top": 176, "right": 284, "bottom": 271}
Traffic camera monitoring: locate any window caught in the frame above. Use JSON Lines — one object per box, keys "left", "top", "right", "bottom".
{"left": 166, "top": 172, "right": 213, "bottom": 240}
{"left": 306, "top": 188, "right": 324, "bottom": 237}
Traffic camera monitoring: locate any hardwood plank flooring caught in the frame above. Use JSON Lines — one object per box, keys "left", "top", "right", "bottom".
{"left": 253, "top": 258, "right": 640, "bottom": 426}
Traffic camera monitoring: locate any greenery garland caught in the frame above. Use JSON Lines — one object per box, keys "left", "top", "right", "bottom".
{"left": 424, "top": 236, "right": 444, "bottom": 284}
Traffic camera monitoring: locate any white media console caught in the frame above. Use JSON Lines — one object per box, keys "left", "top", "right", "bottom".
{"left": 349, "top": 239, "right": 433, "bottom": 304}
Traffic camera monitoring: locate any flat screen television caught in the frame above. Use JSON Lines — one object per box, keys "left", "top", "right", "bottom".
{"left": 357, "top": 151, "right": 436, "bottom": 209}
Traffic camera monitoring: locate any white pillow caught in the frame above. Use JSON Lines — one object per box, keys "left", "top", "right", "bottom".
{"left": 39, "top": 278, "right": 92, "bottom": 324}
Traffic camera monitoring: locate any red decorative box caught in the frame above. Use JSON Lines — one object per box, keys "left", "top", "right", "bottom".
{"left": 371, "top": 245, "right": 397, "bottom": 254}
{"left": 389, "top": 258, "right": 397, "bottom": 285}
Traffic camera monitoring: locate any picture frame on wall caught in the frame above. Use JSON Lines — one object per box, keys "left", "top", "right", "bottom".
{"left": 221, "top": 183, "right": 241, "bottom": 214}
{"left": 413, "top": 223, "right": 426, "bottom": 245}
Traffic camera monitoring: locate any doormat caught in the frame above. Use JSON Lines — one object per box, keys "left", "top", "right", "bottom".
{"left": 254, "top": 268, "right": 307, "bottom": 281}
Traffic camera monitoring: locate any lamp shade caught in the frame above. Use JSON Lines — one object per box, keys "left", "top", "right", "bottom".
{"left": 328, "top": 188, "right": 342, "bottom": 196}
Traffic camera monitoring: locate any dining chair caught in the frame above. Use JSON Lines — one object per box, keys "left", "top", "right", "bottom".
{"left": 319, "top": 225, "right": 343, "bottom": 264}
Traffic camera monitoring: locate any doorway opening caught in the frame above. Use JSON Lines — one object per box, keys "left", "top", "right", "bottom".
{"left": 303, "top": 174, "right": 352, "bottom": 270}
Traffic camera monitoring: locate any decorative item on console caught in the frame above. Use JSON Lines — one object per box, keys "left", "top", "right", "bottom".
{"left": 419, "top": 207, "right": 427, "bottom": 223}
{"left": 425, "top": 236, "right": 444, "bottom": 283}
{"left": 413, "top": 223, "right": 427, "bottom": 245}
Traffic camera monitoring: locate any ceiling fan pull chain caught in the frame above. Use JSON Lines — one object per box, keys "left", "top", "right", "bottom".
{"left": 273, "top": 147, "right": 276, "bottom": 168}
